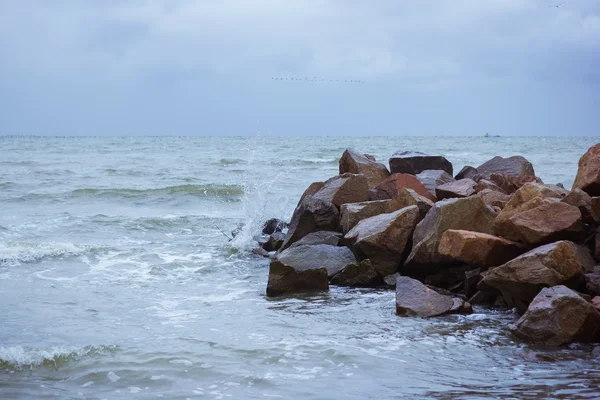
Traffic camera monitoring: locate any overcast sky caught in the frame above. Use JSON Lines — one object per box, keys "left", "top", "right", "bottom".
{"left": 0, "top": 0, "right": 599, "bottom": 136}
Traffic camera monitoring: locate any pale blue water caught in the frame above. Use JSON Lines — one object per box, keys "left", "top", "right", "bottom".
{"left": 1, "top": 136, "right": 599, "bottom": 399}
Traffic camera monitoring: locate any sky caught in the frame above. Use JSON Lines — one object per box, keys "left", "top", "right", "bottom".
{"left": 0, "top": 0, "right": 599, "bottom": 136}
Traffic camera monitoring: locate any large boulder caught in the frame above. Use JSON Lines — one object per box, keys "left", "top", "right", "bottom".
{"left": 503, "top": 202, "right": 583, "bottom": 246}
{"left": 493, "top": 183, "right": 566, "bottom": 239}
{"left": 476, "top": 155, "right": 535, "bottom": 178}
{"left": 395, "top": 276, "right": 472, "bottom": 317}
{"left": 345, "top": 206, "right": 420, "bottom": 277}
{"left": 261, "top": 232, "right": 287, "bottom": 252}
{"left": 389, "top": 151, "right": 453, "bottom": 176}
{"left": 475, "top": 179, "right": 506, "bottom": 194}
{"left": 573, "top": 143, "right": 600, "bottom": 196}
{"left": 277, "top": 244, "right": 356, "bottom": 278}
{"left": 480, "top": 241, "right": 594, "bottom": 313}
{"left": 435, "top": 179, "right": 477, "bottom": 200}
{"left": 438, "top": 230, "right": 525, "bottom": 268}
{"left": 298, "top": 181, "right": 325, "bottom": 205}
{"left": 369, "top": 173, "right": 436, "bottom": 202}
{"left": 513, "top": 285, "right": 600, "bottom": 346}
{"left": 404, "top": 196, "right": 496, "bottom": 269}
{"left": 330, "top": 259, "right": 382, "bottom": 287}
{"left": 266, "top": 260, "right": 329, "bottom": 297}
{"left": 455, "top": 166, "right": 478, "bottom": 180}
{"left": 392, "top": 188, "right": 434, "bottom": 219}
{"left": 290, "top": 231, "right": 342, "bottom": 248}
{"left": 313, "top": 173, "right": 369, "bottom": 207}
{"left": 339, "top": 149, "right": 390, "bottom": 188}
{"left": 416, "top": 170, "right": 455, "bottom": 197}
{"left": 281, "top": 195, "right": 340, "bottom": 250}
{"left": 584, "top": 272, "right": 600, "bottom": 297}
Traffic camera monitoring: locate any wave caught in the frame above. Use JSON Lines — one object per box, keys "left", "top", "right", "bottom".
{"left": 10, "top": 184, "right": 245, "bottom": 202}
{"left": 0, "top": 345, "right": 118, "bottom": 370}
{"left": 270, "top": 158, "right": 339, "bottom": 166}
{"left": 0, "top": 242, "right": 99, "bottom": 267}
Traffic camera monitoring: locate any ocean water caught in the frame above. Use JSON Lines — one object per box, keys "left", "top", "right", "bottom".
{"left": 1, "top": 135, "right": 600, "bottom": 400}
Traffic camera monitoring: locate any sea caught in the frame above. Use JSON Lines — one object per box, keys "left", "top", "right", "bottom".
{"left": 1, "top": 135, "right": 599, "bottom": 399}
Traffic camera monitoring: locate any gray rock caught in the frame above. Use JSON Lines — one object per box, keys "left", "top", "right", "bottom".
{"left": 266, "top": 260, "right": 329, "bottom": 297}
{"left": 476, "top": 155, "right": 536, "bottom": 178}
{"left": 435, "top": 178, "right": 477, "bottom": 200}
{"left": 395, "top": 276, "right": 472, "bottom": 317}
{"left": 277, "top": 244, "right": 356, "bottom": 278}
{"left": 584, "top": 273, "right": 600, "bottom": 297}
{"left": 339, "top": 149, "right": 390, "bottom": 188}
{"left": 455, "top": 166, "right": 478, "bottom": 180}
{"left": 290, "top": 231, "right": 342, "bottom": 248}
{"left": 330, "top": 259, "right": 382, "bottom": 287}
{"left": 262, "top": 218, "right": 288, "bottom": 235}
{"left": 281, "top": 195, "right": 340, "bottom": 250}
{"left": 261, "top": 231, "right": 287, "bottom": 252}
{"left": 513, "top": 285, "right": 600, "bottom": 345}
{"left": 416, "top": 170, "right": 455, "bottom": 197}
{"left": 345, "top": 205, "right": 420, "bottom": 277}
{"left": 389, "top": 151, "right": 453, "bottom": 176}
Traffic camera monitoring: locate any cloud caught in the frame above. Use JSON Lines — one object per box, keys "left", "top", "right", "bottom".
{"left": 1, "top": 0, "right": 599, "bottom": 86}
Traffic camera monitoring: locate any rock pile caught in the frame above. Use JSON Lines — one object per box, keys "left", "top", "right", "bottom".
{"left": 257, "top": 144, "right": 600, "bottom": 346}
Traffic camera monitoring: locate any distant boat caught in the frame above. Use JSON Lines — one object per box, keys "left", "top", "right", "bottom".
{"left": 484, "top": 133, "right": 501, "bottom": 138}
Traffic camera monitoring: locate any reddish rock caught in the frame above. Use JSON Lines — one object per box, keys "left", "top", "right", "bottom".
{"left": 298, "top": 181, "right": 325, "bottom": 205}
{"left": 477, "top": 189, "right": 511, "bottom": 211}
{"left": 389, "top": 151, "right": 453, "bottom": 176}
{"left": 345, "top": 205, "right": 420, "bottom": 277}
{"left": 368, "top": 173, "right": 436, "bottom": 202}
{"left": 476, "top": 155, "right": 536, "bottom": 178}
{"left": 591, "top": 197, "right": 600, "bottom": 223}
{"left": 480, "top": 241, "right": 594, "bottom": 313}
{"left": 416, "top": 170, "right": 455, "bottom": 197}
{"left": 488, "top": 173, "right": 542, "bottom": 195}
{"left": 475, "top": 179, "right": 507, "bottom": 194}
{"left": 435, "top": 179, "right": 477, "bottom": 200}
{"left": 438, "top": 230, "right": 525, "bottom": 267}
{"left": 562, "top": 189, "right": 596, "bottom": 224}
{"left": 313, "top": 173, "right": 369, "bottom": 207}
{"left": 506, "top": 202, "right": 582, "bottom": 246}
{"left": 573, "top": 143, "right": 600, "bottom": 196}
{"left": 395, "top": 276, "right": 471, "bottom": 317}
{"left": 339, "top": 149, "right": 390, "bottom": 188}
{"left": 513, "top": 285, "right": 600, "bottom": 345}
{"left": 405, "top": 196, "right": 496, "bottom": 268}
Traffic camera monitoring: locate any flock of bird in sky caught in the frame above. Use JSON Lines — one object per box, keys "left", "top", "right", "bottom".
{"left": 271, "top": 77, "right": 364, "bottom": 83}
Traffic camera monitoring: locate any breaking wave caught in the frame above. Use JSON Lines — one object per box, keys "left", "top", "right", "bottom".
{"left": 0, "top": 345, "right": 118, "bottom": 370}
{"left": 0, "top": 242, "right": 99, "bottom": 267}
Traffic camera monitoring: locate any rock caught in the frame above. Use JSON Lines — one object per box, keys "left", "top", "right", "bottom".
{"left": 435, "top": 179, "right": 477, "bottom": 200}
{"left": 261, "top": 232, "right": 287, "bottom": 252}
{"left": 339, "top": 149, "right": 390, "bottom": 188}
{"left": 591, "top": 197, "right": 600, "bottom": 223}
{"left": 340, "top": 193, "right": 417, "bottom": 234}
{"left": 476, "top": 155, "right": 535, "bottom": 178}
{"left": 395, "top": 276, "right": 471, "bottom": 317}
{"left": 584, "top": 273, "right": 600, "bottom": 297}
{"left": 290, "top": 231, "right": 342, "bottom": 248}
{"left": 405, "top": 196, "right": 496, "bottom": 268}
{"left": 313, "top": 173, "right": 369, "bottom": 207}
{"left": 262, "top": 218, "right": 288, "bottom": 235}
{"left": 455, "top": 166, "right": 478, "bottom": 180}
{"left": 281, "top": 196, "right": 340, "bottom": 250}
{"left": 493, "top": 183, "right": 566, "bottom": 239}
{"left": 504, "top": 202, "right": 582, "bottom": 246}
{"left": 488, "top": 173, "right": 542, "bottom": 195}
{"left": 416, "top": 170, "right": 455, "bottom": 197}
{"left": 477, "top": 189, "right": 511, "bottom": 211}
{"left": 383, "top": 273, "right": 401, "bottom": 287}
{"left": 266, "top": 260, "right": 329, "bottom": 297}
{"left": 424, "top": 265, "right": 474, "bottom": 291}
{"left": 513, "top": 285, "right": 600, "bottom": 345}
{"left": 480, "top": 241, "right": 594, "bottom": 313}
{"left": 562, "top": 189, "right": 596, "bottom": 224}
{"left": 573, "top": 143, "right": 600, "bottom": 196}
{"left": 475, "top": 179, "right": 506, "bottom": 194}
{"left": 252, "top": 247, "right": 271, "bottom": 258}
{"left": 389, "top": 151, "right": 453, "bottom": 176}
{"left": 277, "top": 244, "right": 356, "bottom": 278}
{"left": 298, "top": 181, "right": 325, "bottom": 205}
{"left": 392, "top": 188, "right": 434, "bottom": 219}
{"left": 593, "top": 297, "right": 600, "bottom": 312}
{"left": 369, "top": 173, "right": 436, "bottom": 202}
{"left": 345, "top": 206, "right": 420, "bottom": 277}
{"left": 330, "top": 259, "right": 382, "bottom": 287}
{"left": 464, "top": 268, "right": 481, "bottom": 298}
{"left": 438, "top": 230, "right": 525, "bottom": 268}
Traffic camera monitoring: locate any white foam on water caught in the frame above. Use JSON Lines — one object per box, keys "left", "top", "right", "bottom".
{"left": 107, "top": 371, "right": 120, "bottom": 382}
{"left": 0, "top": 345, "right": 112, "bottom": 369}
{"left": 0, "top": 241, "right": 94, "bottom": 267}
